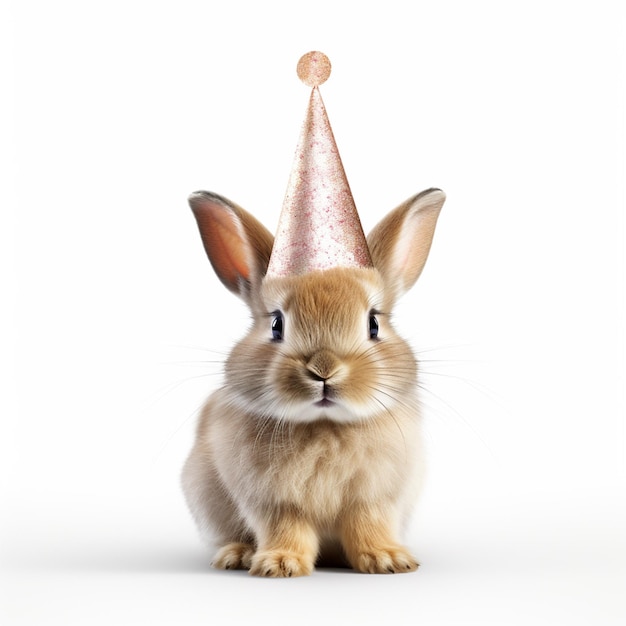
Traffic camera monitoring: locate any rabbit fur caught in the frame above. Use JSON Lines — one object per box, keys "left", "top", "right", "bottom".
{"left": 182, "top": 188, "right": 445, "bottom": 576}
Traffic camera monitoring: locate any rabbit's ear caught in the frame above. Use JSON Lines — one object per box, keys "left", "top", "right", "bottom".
{"left": 368, "top": 188, "right": 445, "bottom": 303}
{"left": 189, "top": 191, "right": 274, "bottom": 301}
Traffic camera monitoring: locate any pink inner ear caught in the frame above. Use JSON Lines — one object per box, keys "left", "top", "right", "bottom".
{"left": 198, "top": 205, "right": 251, "bottom": 284}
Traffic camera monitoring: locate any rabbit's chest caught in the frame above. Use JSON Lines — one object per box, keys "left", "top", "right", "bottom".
{"left": 249, "top": 421, "right": 408, "bottom": 518}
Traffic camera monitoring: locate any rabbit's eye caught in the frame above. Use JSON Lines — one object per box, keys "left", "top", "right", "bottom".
{"left": 271, "top": 311, "right": 284, "bottom": 341}
{"left": 369, "top": 313, "right": 379, "bottom": 340}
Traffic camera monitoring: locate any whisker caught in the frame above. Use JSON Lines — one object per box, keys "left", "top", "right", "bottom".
{"left": 416, "top": 382, "right": 497, "bottom": 459}
{"left": 164, "top": 343, "right": 233, "bottom": 357}
{"left": 364, "top": 387, "right": 411, "bottom": 460}
{"left": 152, "top": 398, "right": 206, "bottom": 462}
{"left": 164, "top": 359, "right": 227, "bottom": 367}
{"left": 146, "top": 372, "right": 221, "bottom": 409}
{"left": 418, "top": 369, "right": 495, "bottom": 397}
{"left": 414, "top": 342, "right": 477, "bottom": 354}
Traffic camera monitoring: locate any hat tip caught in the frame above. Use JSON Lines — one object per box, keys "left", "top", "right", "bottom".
{"left": 297, "top": 51, "right": 331, "bottom": 87}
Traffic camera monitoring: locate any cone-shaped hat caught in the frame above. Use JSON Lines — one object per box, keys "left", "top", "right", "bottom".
{"left": 266, "top": 52, "right": 372, "bottom": 278}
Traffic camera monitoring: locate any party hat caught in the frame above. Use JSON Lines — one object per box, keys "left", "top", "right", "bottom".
{"left": 265, "top": 52, "right": 372, "bottom": 278}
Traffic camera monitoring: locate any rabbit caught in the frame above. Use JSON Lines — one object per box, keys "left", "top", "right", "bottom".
{"left": 182, "top": 187, "right": 445, "bottom": 576}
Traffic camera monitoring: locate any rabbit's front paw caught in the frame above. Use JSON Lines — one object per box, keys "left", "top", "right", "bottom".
{"left": 212, "top": 542, "right": 255, "bottom": 570}
{"left": 351, "top": 546, "right": 419, "bottom": 574}
{"left": 249, "top": 550, "right": 314, "bottom": 577}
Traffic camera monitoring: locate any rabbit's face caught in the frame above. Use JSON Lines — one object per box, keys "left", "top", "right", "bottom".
{"left": 225, "top": 267, "right": 417, "bottom": 423}
{"left": 188, "top": 188, "right": 444, "bottom": 424}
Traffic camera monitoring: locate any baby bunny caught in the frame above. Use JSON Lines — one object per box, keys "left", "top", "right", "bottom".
{"left": 182, "top": 187, "right": 445, "bottom": 576}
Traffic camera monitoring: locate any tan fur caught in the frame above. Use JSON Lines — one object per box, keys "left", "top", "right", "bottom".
{"left": 183, "top": 189, "right": 445, "bottom": 576}
{"left": 368, "top": 188, "right": 445, "bottom": 308}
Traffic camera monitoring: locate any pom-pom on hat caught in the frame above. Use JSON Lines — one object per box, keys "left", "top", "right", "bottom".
{"left": 265, "top": 52, "right": 373, "bottom": 278}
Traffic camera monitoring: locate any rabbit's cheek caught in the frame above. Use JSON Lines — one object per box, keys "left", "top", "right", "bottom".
{"left": 274, "top": 362, "right": 306, "bottom": 398}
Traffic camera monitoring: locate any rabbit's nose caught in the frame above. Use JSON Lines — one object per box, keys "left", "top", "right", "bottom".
{"left": 306, "top": 350, "right": 340, "bottom": 381}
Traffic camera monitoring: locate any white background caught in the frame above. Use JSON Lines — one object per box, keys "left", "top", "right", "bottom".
{"left": 2, "top": 0, "right": 624, "bottom": 624}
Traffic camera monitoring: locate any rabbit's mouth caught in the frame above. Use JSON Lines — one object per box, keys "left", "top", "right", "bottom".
{"left": 314, "top": 398, "right": 335, "bottom": 408}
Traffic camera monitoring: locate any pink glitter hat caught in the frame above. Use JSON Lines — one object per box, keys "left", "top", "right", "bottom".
{"left": 265, "top": 52, "right": 373, "bottom": 278}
